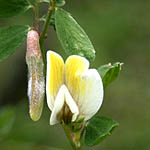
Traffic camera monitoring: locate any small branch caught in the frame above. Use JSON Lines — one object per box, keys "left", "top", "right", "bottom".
{"left": 33, "top": 1, "right": 40, "bottom": 31}
{"left": 36, "top": 1, "right": 55, "bottom": 74}
{"left": 39, "top": 1, "right": 55, "bottom": 66}
{"left": 39, "top": 1, "right": 55, "bottom": 46}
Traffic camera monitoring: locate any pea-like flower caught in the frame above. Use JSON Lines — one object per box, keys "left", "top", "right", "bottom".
{"left": 46, "top": 51, "right": 104, "bottom": 125}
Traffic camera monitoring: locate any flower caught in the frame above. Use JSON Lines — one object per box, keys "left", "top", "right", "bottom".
{"left": 46, "top": 51, "right": 104, "bottom": 125}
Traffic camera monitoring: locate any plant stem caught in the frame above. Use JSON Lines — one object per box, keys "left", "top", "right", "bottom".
{"left": 39, "top": 1, "right": 55, "bottom": 49}
{"left": 39, "top": 1, "right": 55, "bottom": 70}
{"left": 62, "top": 124, "right": 83, "bottom": 150}
{"left": 33, "top": 1, "right": 40, "bottom": 31}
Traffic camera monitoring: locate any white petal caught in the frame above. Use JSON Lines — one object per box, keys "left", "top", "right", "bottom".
{"left": 50, "top": 85, "right": 79, "bottom": 125}
{"left": 78, "top": 69, "right": 104, "bottom": 120}
{"left": 64, "top": 85, "right": 79, "bottom": 122}
{"left": 65, "top": 55, "right": 103, "bottom": 120}
{"left": 50, "top": 85, "right": 65, "bottom": 125}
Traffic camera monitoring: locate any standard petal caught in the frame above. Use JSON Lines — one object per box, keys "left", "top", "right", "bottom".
{"left": 65, "top": 55, "right": 89, "bottom": 104}
{"left": 77, "top": 69, "right": 103, "bottom": 120}
{"left": 46, "top": 51, "right": 64, "bottom": 110}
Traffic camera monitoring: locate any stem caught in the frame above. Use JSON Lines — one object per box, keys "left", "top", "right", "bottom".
{"left": 36, "top": 2, "right": 40, "bottom": 32}
{"left": 39, "top": 1, "right": 55, "bottom": 48}
{"left": 62, "top": 124, "right": 83, "bottom": 150}
{"left": 39, "top": 1, "right": 55, "bottom": 70}
{"left": 33, "top": 1, "right": 40, "bottom": 31}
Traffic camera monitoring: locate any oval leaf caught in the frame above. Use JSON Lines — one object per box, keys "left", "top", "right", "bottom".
{"left": 0, "top": 0, "right": 31, "bottom": 18}
{"left": 98, "top": 62, "right": 123, "bottom": 88}
{"left": 0, "top": 25, "right": 30, "bottom": 62}
{"left": 84, "top": 116, "right": 119, "bottom": 146}
{"left": 40, "top": 0, "right": 50, "bottom": 3}
{"left": 53, "top": 0, "right": 65, "bottom": 7}
{"left": 55, "top": 8, "right": 95, "bottom": 61}
{"left": 0, "top": 107, "right": 16, "bottom": 138}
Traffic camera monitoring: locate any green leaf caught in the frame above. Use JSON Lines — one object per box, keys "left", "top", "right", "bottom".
{"left": 53, "top": 0, "right": 65, "bottom": 7}
{"left": 98, "top": 62, "right": 122, "bottom": 88}
{"left": 0, "top": 25, "right": 30, "bottom": 62}
{"left": 84, "top": 116, "right": 119, "bottom": 146}
{"left": 0, "top": 107, "right": 16, "bottom": 138}
{"left": 55, "top": 8, "right": 95, "bottom": 62}
{"left": 40, "top": 0, "right": 50, "bottom": 3}
{"left": 0, "top": 0, "right": 31, "bottom": 18}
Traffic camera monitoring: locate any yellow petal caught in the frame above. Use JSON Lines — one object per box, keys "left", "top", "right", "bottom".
{"left": 46, "top": 51, "right": 64, "bottom": 110}
{"left": 65, "top": 55, "right": 89, "bottom": 105}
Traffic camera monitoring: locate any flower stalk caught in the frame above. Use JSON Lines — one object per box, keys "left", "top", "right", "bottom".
{"left": 62, "top": 123, "right": 84, "bottom": 150}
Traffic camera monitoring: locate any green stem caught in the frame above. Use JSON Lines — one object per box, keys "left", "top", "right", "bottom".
{"left": 39, "top": 1, "right": 55, "bottom": 49}
{"left": 39, "top": 1, "right": 55, "bottom": 71}
{"left": 62, "top": 124, "right": 83, "bottom": 150}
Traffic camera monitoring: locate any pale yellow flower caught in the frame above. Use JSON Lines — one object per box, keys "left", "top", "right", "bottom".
{"left": 46, "top": 51, "right": 104, "bottom": 125}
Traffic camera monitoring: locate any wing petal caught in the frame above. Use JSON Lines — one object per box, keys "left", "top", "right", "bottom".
{"left": 77, "top": 69, "right": 104, "bottom": 120}
{"left": 65, "top": 55, "right": 103, "bottom": 120}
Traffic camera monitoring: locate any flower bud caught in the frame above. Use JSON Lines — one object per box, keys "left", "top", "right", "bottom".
{"left": 26, "top": 30, "right": 45, "bottom": 121}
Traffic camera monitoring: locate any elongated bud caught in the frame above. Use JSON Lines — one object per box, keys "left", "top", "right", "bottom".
{"left": 26, "top": 30, "right": 45, "bottom": 121}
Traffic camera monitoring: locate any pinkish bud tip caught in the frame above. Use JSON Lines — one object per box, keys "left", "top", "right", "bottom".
{"left": 26, "top": 30, "right": 41, "bottom": 58}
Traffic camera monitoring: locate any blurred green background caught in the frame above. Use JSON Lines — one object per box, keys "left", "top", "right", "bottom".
{"left": 0, "top": 0, "right": 150, "bottom": 149}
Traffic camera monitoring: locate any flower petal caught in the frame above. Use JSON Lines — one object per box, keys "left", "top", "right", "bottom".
{"left": 50, "top": 85, "right": 65, "bottom": 125}
{"left": 77, "top": 69, "right": 104, "bottom": 120}
{"left": 46, "top": 51, "right": 64, "bottom": 110}
{"left": 65, "top": 55, "right": 103, "bottom": 120}
{"left": 50, "top": 85, "right": 79, "bottom": 125}
{"left": 65, "top": 55, "right": 89, "bottom": 104}
{"left": 64, "top": 85, "right": 79, "bottom": 122}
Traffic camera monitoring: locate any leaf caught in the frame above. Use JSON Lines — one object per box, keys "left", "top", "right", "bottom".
{"left": 98, "top": 62, "right": 123, "bottom": 88}
{"left": 0, "top": 0, "right": 31, "bottom": 18}
{"left": 0, "top": 25, "right": 30, "bottom": 62}
{"left": 84, "top": 116, "right": 119, "bottom": 146}
{"left": 40, "top": 0, "right": 50, "bottom": 3}
{"left": 0, "top": 107, "right": 16, "bottom": 138}
{"left": 55, "top": 8, "right": 95, "bottom": 62}
{"left": 53, "top": 0, "right": 65, "bottom": 7}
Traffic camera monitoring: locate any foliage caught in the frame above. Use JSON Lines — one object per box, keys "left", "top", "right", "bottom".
{"left": 84, "top": 116, "right": 119, "bottom": 146}
{"left": 0, "top": 0, "right": 31, "bottom": 18}
{"left": 0, "top": 107, "right": 15, "bottom": 139}
{"left": 98, "top": 62, "right": 122, "bottom": 88}
{"left": 0, "top": 25, "right": 30, "bottom": 62}
{"left": 55, "top": 8, "right": 95, "bottom": 61}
